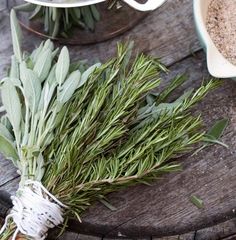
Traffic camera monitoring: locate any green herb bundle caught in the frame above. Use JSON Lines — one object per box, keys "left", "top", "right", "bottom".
{"left": 14, "top": 2, "right": 100, "bottom": 37}
{"left": 0, "top": 10, "right": 219, "bottom": 240}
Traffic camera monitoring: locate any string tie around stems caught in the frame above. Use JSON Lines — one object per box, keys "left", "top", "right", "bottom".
{"left": 0, "top": 180, "right": 67, "bottom": 240}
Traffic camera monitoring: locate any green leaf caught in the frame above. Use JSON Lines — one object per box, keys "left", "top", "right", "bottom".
{"left": 31, "top": 42, "right": 44, "bottom": 64}
{"left": 79, "top": 63, "right": 101, "bottom": 88}
{"left": 46, "top": 64, "right": 57, "bottom": 86}
{"left": 193, "top": 118, "right": 229, "bottom": 156}
{"left": 0, "top": 123, "right": 14, "bottom": 141}
{"left": 10, "top": 10, "right": 22, "bottom": 62}
{"left": 33, "top": 48, "right": 52, "bottom": 82}
{"left": 150, "top": 89, "right": 194, "bottom": 117}
{"left": 42, "top": 39, "right": 54, "bottom": 52}
{"left": 14, "top": 3, "right": 36, "bottom": 12}
{"left": 56, "top": 47, "right": 70, "bottom": 86}
{"left": 52, "top": 14, "right": 60, "bottom": 38}
{"left": 207, "top": 119, "right": 229, "bottom": 140}
{"left": 1, "top": 77, "right": 21, "bottom": 87}
{"left": 0, "top": 115, "right": 13, "bottom": 135}
{"left": 10, "top": 56, "right": 19, "bottom": 79}
{"left": 1, "top": 80, "right": 21, "bottom": 135}
{"left": 58, "top": 70, "right": 81, "bottom": 104}
{"left": 20, "top": 63, "right": 42, "bottom": 112}
{"left": 190, "top": 195, "right": 204, "bottom": 209}
{"left": 0, "top": 134, "right": 18, "bottom": 162}
{"left": 90, "top": 5, "right": 100, "bottom": 21}
{"left": 29, "top": 5, "right": 42, "bottom": 20}
{"left": 72, "top": 7, "right": 81, "bottom": 19}
{"left": 38, "top": 82, "right": 56, "bottom": 111}
{"left": 81, "top": 6, "right": 95, "bottom": 30}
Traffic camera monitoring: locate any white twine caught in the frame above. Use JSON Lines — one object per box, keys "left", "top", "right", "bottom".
{"left": 0, "top": 180, "right": 67, "bottom": 240}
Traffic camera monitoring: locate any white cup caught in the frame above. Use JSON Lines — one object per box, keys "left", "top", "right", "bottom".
{"left": 193, "top": 0, "right": 236, "bottom": 78}
{"left": 24, "top": 0, "right": 167, "bottom": 11}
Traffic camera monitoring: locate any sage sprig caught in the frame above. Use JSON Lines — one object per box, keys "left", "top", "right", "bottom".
{"left": 14, "top": 2, "right": 100, "bottom": 37}
{"left": 0, "top": 10, "right": 221, "bottom": 239}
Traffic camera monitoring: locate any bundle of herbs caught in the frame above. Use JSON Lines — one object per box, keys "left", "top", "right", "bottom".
{"left": 14, "top": 2, "right": 100, "bottom": 37}
{"left": 0, "top": 10, "right": 220, "bottom": 240}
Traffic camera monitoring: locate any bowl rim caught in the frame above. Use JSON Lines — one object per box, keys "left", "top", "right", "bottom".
{"left": 24, "top": 0, "right": 168, "bottom": 10}
{"left": 24, "top": 0, "right": 105, "bottom": 8}
{"left": 193, "top": 0, "right": 236, "bottom": 78}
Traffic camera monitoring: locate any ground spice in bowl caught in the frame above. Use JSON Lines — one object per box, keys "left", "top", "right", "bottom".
{"left": 206, "top": 0, "right": 236, "bottom": 65}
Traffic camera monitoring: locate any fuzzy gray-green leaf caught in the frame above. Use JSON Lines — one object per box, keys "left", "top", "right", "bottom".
{"left": 1, "top": 80, "right": 21, "bottom": 134}
{"left": 31, "top": 42, "right": 44, "bottom": 64}
{"left": 1, "top": 77, "right": 21, "bottom": 87}
{"left": 56, "top": 47, "right": 70, "bottom": 86}
{"left": 33, "top": 48, "right": 52, "bottom": 82}
{"left": 0, "top": 122, "right": 14, "bottom": 141}
{"left": 10, "top": 56, "right": 19, "bottom": 78}
{"left": 207, "top": 119, "right": 229, "bottom": 140}
{"left": 0, "top": 134, "right": 18, "bottom": 163}
{"left": 79, "top": 63, "right": 101, "bottom": 88}
{"left": 20, "top": 63, "right": 42, "bottom": 112}
{"left": 58, "top": 70, "right": 81, "bottom": 104}
{"left": 10, "top": 10, "right": 22, "bottom": 62}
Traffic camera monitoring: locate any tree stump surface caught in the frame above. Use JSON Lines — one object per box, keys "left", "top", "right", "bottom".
{"left": 1, "top": 0, "right": 236, "bottom": 239}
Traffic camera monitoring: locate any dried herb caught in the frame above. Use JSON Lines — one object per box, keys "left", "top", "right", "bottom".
{"left": 0, "top": 10, "right": 221, "bottom": 239}
{"left": 14, "top": 2, "right": 101, "bottom": 37}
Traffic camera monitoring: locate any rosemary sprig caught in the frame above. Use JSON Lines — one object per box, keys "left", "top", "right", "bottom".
{"left": 0, "top": 10, "right": 221, "bottom": 239}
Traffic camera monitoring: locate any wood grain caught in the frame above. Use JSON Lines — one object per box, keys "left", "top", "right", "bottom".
{"left": 62, "top": 51, "right": 236, "bottom": 238}
{"left": 0, "top": 0, "right": 202, "bottom": 193}
{"left": 1, "top": 0, "right": 236, "bottom": 239}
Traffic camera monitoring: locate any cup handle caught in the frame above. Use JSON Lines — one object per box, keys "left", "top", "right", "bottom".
{"left": 122, "top": 0, "right": 167, "bottom": 11}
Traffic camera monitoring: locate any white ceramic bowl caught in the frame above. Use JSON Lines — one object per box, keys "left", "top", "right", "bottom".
{"left": 24, "top": 0, "right": 167, "bottom": 11}
{"left": 193, "top": 0, "right": 236, "bottom": 78}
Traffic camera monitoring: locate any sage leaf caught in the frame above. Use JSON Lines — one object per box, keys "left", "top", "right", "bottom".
{"left": 79, "top": 63, "right": 101, "bottom": 88}
{"left": 35, "top": 153, "right": 45, "bottom": 181}
{"left": 82, "top": 6, "right": 94, "bottom": 30}
{"left": 33, "top": 48, "right": 52, "bottom": 82}
{"left": 29, "top": 5, "right": 42, "bottom": 20}
{"left": 31, "top": 42, "right": 44, "bottom": 64}
{"left": 90, "top": 5, "right": 100, "bottom": 21}
{"left": 46, "top": 64, "right": 56, "bottom": 86}
{"left": 193, "top": 119, "right": 228, "bottom": 155}
{"left": 151, "top": 89, "right": 194, "bottom": 117}
{"left": 207, "top": 118, "right": 229, "bottom": 140}
{"left": 58, "top": 70, "right": 81, "bottom": 104}
{"left": 0, "top": 134, "right": 18, "bottom": 163}
{"left": 0, "top": 106, "right": 5, "bottom": 113}
{"left": 38, "top": 82, "right": 56, "bottom": 111}
{"left": 10, "top": 10, "right": 22, "bottom": 62}
{"left": 1, "top": 77, "right": 21, "bottom": 87}
{"left": 1, "top": 81, "right": 21, "bottom": 135}
{"left": 20, "top": 63, "right": 41, "bottom": 112}
{"left": 13, "top": 2, "right": 36, "bottom": 12}
{"left": 52, "top": 48, "right": 59, "bottom": 59}
{"left": 0, "top": 116, "right": 13, "bottom": 134}
{"left": 10, "top": 56, "right": 19, "bottom": 78}
{"left": 52, "top": 15, "right": 60, "bottom": 38}
{"left": 0, "top": 123, "right": 14, "bottom": 141}
{"left": 56, "top": 47, "right": 70, "bottom": 86}
{"left": 42, "top": 39, "right": 54, "bottom": 52}
{"left": 72, "top": 7, "right": 81, "bottom": 18}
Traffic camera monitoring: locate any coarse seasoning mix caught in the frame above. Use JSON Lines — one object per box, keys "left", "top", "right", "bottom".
{"left": 207, "top": 0, "right": 236, "bottom": 65}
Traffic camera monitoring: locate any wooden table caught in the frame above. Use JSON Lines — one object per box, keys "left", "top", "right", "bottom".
{"left": 1, "top": 0, "right": 236, "bottom": 239}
